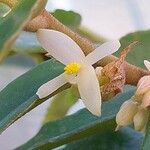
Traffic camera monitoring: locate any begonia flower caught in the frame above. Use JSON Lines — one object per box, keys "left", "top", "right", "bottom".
{"left": 36, "top": 29, "right": 120, "bottom": 116}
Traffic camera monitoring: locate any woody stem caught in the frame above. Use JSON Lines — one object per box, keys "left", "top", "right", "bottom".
{"left": 24, "top": 9, "right": 149, "bottom": 86}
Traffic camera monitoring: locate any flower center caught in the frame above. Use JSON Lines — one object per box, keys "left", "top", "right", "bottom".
{"left": 64, "top": 63, "right": 81, "bottom": 75}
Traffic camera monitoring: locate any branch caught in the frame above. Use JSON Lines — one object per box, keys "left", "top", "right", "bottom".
{"left": 0, "top": 0, "right": 18, "bottom": 8}
{"left": 24, "top": 10, "right": 149, "bottom": 86}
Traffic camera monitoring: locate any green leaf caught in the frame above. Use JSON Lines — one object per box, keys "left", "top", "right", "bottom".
{"left": 116, "top": 30, "right": 150, "bottom": 68}
{"left": 64, "top": 127, "right": 143, "bottom": 150}
{"left": 52, "top": 9, "right": 81, "bottom": 29}
{"left": 43, "top": 87, "right": 79, "bottom": 124}
{"left": 141, "top": 115, "right": 150, "bottom": 150}
{"left": 0, "top": 0, "right": 42, "bottom": 51}
{"left": 0, "top": 59, "right": 65, "bottom": 133}
{"left": 16, "top": 86, "right": 135, "bottom": 150}
{"left": 12, "top": 31, "right": 44, "bottom": 53}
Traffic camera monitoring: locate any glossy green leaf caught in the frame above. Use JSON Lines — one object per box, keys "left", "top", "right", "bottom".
{"left": 116, "top": 30, "right": 150, "bottom": 68}
{"left": 0, "top": 59, "right": 65, "bottom": 133}
{"left": 0, "top": 0, "right": 42, "bottom": 51}
{"left": 12, "top": 31, "right": 44, "bottom": 53}
{"left": 52, "top": 9, "right": 81, "bottom": 29}
{"left": 16, "top": 86, "right": 135, "bottom": 150}
{"left": 43, "top": 87, "right": 78, "bottom": 124}
{"left": 64, "top": 127, "right": 143, "bottom": 150}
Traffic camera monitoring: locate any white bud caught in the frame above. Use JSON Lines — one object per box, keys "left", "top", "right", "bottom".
{"left": 142, "top": 89, "right": 150, "bottom": 108}
{"left": 116, "top": 100, "right": 138, "bottom": 126}
{"left": 133, "top": 108, "right": 149, "bottom": 132}
{"left": 136, "top": 76, "right": 150, "bottom": 96}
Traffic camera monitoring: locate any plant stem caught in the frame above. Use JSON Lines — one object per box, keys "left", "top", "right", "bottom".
{"left": 24, "top": 10, "right": 150, "bottom": 86}
{"left": 0, "top": 0, "right": 18, "bottom": 8}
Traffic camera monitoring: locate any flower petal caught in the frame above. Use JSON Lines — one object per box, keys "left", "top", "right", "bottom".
{"left": 133, "top": 108, "right": 149, "bottom": 132}
{"left": 116, "top": 100, "right": 138, "bottom": 126}
{"left": 37, "top": 29, "right": 85, "bottom": 65}
{"left": 85, "top": 40, "right": 121, "bottom": 65}
{"left": 144, "top": 60, "right": 150, "bottom": 71}
{"left": 136, "top": 75, "right": 150, "bottom": 96}
{"left": 142, "top": 89, "right": 150, "bottom": 108}
{"left": 77, "top": 65, "right": 101, "bottom": 116}
{"left": 36, "top": 73, "right": 67, "bottom": 99}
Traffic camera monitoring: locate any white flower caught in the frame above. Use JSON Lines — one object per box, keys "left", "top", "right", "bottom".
{"left": 36, "top": 29, "right": 120, "bottom": 116}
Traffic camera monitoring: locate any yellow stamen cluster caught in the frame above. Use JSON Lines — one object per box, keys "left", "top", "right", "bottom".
{"left": 64, "top": 63, "right": 81, "bottom": 75}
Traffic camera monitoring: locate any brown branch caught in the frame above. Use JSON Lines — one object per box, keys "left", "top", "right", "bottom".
{"left": 25, "top": 10, "right": 149, "bottom": 86}
{"left": 0, "top": 0, "right": 18, "bottom": 8}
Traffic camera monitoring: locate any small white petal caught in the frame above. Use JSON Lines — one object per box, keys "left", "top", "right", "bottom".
{"left": 144, "top": 60, "right": 150, "bottom": 71}
{"left": 36, "top": 73, "right": 67, "bottom": 99}
{"left": 37, "top": 29, "right": 85, "bottom": 65}
{"left": 85, "top": 40, "right": 121, "bottom": 65}
{"left": 77, "top": 65, "right": 101, "bottom": 116}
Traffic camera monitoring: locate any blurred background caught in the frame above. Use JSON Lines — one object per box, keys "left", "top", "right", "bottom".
{"left": 0, "top": 0, "right": 150, "bottom": 149}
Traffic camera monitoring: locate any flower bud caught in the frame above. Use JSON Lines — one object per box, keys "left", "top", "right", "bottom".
{"left": 116, "top": 100, "right": 138, "bottom": 126}
{"left": 133, "top": 108, "right": 149, "bottom": 132}
{"left": 136, "top": 76, "right": 150, "bottom": 96}
{"left": 142, "top": 89, "right": 150, "bottom": 108}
